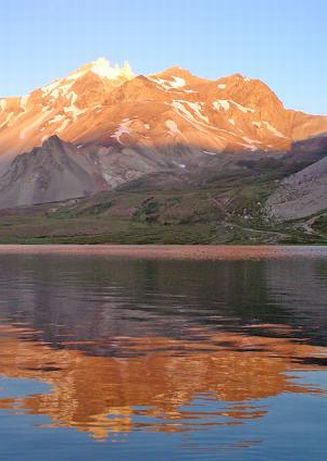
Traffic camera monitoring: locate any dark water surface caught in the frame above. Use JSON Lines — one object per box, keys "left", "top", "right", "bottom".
{"left": 0, "top": 245, "right": 326, "bottom": 460}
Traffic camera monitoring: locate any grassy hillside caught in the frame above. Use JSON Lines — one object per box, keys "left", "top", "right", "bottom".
{"left": 0, "top": 173, "right": 325, "bottom": 245}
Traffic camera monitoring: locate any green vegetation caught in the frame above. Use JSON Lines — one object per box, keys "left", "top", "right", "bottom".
{"left": 0, "top": 178, "right": 325, "bottom": 245}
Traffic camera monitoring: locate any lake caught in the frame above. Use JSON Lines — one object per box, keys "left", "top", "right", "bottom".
{"left": 0, "top": 245, "right": 326, "bottom": 460}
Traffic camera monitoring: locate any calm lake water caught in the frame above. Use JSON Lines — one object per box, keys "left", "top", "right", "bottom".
{"left": 0, "top": 245, "right": 326, "bottom": 460}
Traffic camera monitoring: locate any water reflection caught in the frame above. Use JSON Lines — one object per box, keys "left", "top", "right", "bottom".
{"left": 0, "top": 246, "right": 326, "bottom": 349}
{"left": 0, "top": 245, "right": 325, "bottom": 457}
{"left": 0, "top": 324, "right": 325, "bottom": 441}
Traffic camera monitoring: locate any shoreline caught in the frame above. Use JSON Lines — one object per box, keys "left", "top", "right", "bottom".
{"left": 0, "top": 244, "right": 325, "bottom": 260}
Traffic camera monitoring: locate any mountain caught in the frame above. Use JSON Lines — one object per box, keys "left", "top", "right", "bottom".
{"left": 0, "top": 57, "right": 326, "bottom": 243}
{"left": 1, "top": 57, "right": 326, "bottom": 165}
{"left": 266, "top": 136, "right": 327, "bottom": 221}
{"left": 0, "top": 133, "right": 229, "bottom": 208}
{"left": 0, "top": 132, "right": 325, "bottom": 245}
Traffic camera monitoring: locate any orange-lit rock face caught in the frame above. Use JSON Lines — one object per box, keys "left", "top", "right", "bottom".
{"left": 0, "top": 325, "right": 325, "bottom": 441}
{"left": 0, "top": 58, "right": 326, "bottom": 159}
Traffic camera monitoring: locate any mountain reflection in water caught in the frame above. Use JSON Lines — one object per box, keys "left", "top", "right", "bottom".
{"left": 0, "top": 245, "right": 326, "bottom": 459}
{"left": 0, "top": 324, "right": 325, "bottom": 441}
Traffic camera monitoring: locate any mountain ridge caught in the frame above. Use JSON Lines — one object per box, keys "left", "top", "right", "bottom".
{"left": 1, "top": 57, "right": 326, "bottom": 162}
{"left": 0, "top": 136, "right": 325, "bottom": 245}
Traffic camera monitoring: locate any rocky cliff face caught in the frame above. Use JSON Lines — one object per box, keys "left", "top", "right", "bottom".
{"left": 0, "top": 133, "right": 221, "bottom": 208}
{"left": 266, "top": 152, "right": 327, "bottom": 221}
{"left": 0, "top": 135, "right": 168, "bottom": 208}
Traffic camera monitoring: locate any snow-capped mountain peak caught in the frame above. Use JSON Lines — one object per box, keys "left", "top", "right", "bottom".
{"left": 0, "top": 58, "right": 326, "bottom": 160}
{"left": 67, "top": 57, "right": 134, "bottom": 82}
{"left": 90, "top": 57, "right": 134, "bottom": 80}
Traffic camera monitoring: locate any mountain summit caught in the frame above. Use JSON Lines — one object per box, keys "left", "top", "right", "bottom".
{"left": 0, "top": 57, "right": 326, "bottom": 161}
{"left": 68, "top": 57, "right": 134, "bottom": 81}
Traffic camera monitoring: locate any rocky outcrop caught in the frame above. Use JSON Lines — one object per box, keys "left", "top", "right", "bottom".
{"left": 266, "top": 154, "right": 327, "bottom": 220}
{"left": 0, "top": 135, "right": 217, "bottom": 208}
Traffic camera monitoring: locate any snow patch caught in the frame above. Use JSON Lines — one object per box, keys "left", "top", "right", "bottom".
{"left": 63, "top": 58, "right": 134, "bottom": 82}
{"left": 172, "top": 100, "right": 209, "bottom": 132}
{"left": 67, "top": 91, "right": 78, "bottom": 105}
{"left": 111, "top": 119, "right": 132, "bottom": 143}
{"left": 0, "top": 112, "right": 14, "bottom": 129}
{"left": 242, "top": 136, "right": 257, "bottom": 144}
{"left": 148, "top": 75, "right": 186, "bottom": 90}
{"left": 240, "top": 136, "right": 260, "bottom": 150}
{"left": 20, "top": 95, "right": 30, "bottom": 111}
{"left": 42, "top": 79, "right": 74, "bottom": 98}
{"left": 57, "top": 118, "right": 71, "bottom": 133}
{"left": 90, "top": 58, "right": 134, "bottom": 80}
{"left": 64, "top": 105, "right": 85, "bottom": 121}
{"left": 66, "top": 69, "right": 86, "bottom": 81}
{"left": 63, "top": 92, "right": 86, "bottom": 121}
{"left": 240, "top": 142, "right": 258, "bottom": 151}
{"left": 165, "top": 119, "right": 181, "bottom": 136}
{"left": 172, "top": 101, "right": 197, "bottom": 123}
{"left": 231, "top": 101, "right": 255, "bottom": 113}
{"left": 50, "top": 89, "right": 60, "bottom": 99}
{"left": 217, "top": 83, "right": 226, "bottom": 89}
{"left": 0, "top": 99, "right": 7, "bottom": 111}
{"left": 213, "top": 99, "right": 255, "bottom": 114}
{"left": 263, "top": 121, "right": 286, "bottom": 138}
{"left": 202, "top": 150, "right": 216, "bottom": 156}
{"left": 187, "top": 101, "right": 209, "bottom": 123}
{"left": 41, "top": 80, "right": 60, "bottom": 94}
{"left": 48, "top": 113, "right": 66, "bottom": 125}
{"left": 228, "top": 118, "right": 235, "bottom": 125}
{"left": 172, "top": 160, "right": 186, "bottom": 169}
{"left": 148, "top": 77, "right": 171, "bottom": 90}
{"left": 171, "top": 76, "right": 185, "bottom": 88}
{"left": 213, "top": 100, "right": 230, "bottom": 111}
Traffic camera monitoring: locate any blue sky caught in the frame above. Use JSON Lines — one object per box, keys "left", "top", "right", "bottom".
{"left": 1, "top": 0, "right": 326, "bottom": 114}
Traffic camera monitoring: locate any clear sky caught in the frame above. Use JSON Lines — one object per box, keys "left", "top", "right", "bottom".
{"left": 1, "top": 0, "right": 326, "bottom": 114}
